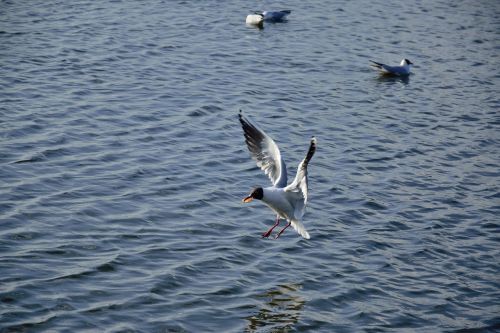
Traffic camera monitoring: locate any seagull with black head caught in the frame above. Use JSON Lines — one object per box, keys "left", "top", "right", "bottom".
{"left": 239, "top": 111, "right": 316, "bottom": 239}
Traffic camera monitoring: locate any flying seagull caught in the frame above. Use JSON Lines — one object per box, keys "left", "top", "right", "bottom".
{"left": 239, "top": 111, "right": 316, "bottom": 239}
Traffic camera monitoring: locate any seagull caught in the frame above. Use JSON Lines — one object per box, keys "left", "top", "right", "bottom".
{"left": 258, "top": 10, "right": 291, "bottom": 22}
{"left": 370, "top": 59, "right": 413, "bottom": 76}
{"left": 239, "top": 111, "right": 316, "bottom": 239}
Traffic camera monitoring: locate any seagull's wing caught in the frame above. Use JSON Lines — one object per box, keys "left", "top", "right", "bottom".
{"left": 370, "top": 61, "right": 408, "bottom": 75}
{"left": 239, "top": 112, "right": 288, "bottom": 188}
{"left": 384, "top": 65, "right": 409, "bottom": 75}
{"left": 263, "top": 10, "right": 291, "bottom": 21}
{"left": 285, "top": 137, "right": 317, "bottom": 219}
{"left": 370, "top": 60, "right": 385, "bottom": 69}
{"left": 277, "top": 10, "right": 291, "bottom": 18}
{"left": 370, "top": 60, "right": 396, "bottom": 73}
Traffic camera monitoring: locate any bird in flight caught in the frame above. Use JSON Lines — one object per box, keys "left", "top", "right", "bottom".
{"left": 239, "top": 111, "right": 316, "bottom": 239}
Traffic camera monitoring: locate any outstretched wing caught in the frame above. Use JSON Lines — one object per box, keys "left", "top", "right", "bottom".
{"left": 239, "top": 111, "right": 288, "bottom": 188}
{"left": 284, "top": 137, "right": 317, "bottom": 219}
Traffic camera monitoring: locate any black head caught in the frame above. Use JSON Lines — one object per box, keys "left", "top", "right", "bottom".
{"left": 404, "top": 59, "right": 413, "bottom": 65}
{"left": 242, "top": 187, "right": 263, "bottom": 203}
{"left": 251, "top": 187, "right": 264, "bottom": 200}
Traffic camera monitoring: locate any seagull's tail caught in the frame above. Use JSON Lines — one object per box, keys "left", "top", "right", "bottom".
{"left": 370, "top": 60, "right": 384, "bottom": 69}
{"left": 291, "top": 219, "right": 310, "bottom": 239}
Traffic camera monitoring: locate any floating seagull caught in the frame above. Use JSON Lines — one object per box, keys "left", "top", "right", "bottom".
{"left": 370, "top": 59, "right": 413, "bottom": 76}
{"left": 246, "top": 10, "right": 291, "bottom": 26}
{"left": 239, "top": 111, "right": 316, "bottom": 239}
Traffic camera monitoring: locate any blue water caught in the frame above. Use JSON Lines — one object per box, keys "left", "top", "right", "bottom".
{"left": 1, "top": 0, "right": 499, "bottom": 332}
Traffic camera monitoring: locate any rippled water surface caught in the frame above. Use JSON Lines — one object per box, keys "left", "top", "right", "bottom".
{"left": 1, "top": 0, "right": 499, "bottom": 332}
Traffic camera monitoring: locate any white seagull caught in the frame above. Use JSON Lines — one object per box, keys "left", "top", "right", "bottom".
{"left": 370, "top": 59, "right": 413, "bottom": 76}
{"left": 239, "top": 111, "right": 316, "bottom": 239}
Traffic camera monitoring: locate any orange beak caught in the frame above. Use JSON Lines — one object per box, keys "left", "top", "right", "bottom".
{"left": 242, "top": 196, "right": 253, "bottom": 203}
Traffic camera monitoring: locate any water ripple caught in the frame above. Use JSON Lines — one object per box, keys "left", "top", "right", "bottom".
{"left": 1, "top": 0, "right": 499, "bottom": 332}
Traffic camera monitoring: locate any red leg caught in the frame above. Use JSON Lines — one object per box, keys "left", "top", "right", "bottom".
{"left": 275, "top": 221, "right": 292, "bottom": 239}
{"left": 262, "top": 215, "right": 280, "bottom": 238}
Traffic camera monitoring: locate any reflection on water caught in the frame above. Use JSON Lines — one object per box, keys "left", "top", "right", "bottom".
{"left": 375, "top": 73, "right": 411, "bottom": 85}
{"left": 246, "top": 22, "right": 264, "bottom": 30}
{"left": 245, "top": 284, "right": 305, "bottom": 332}
{"left": 1, "top": 0, "right": 498, "bottom": 331}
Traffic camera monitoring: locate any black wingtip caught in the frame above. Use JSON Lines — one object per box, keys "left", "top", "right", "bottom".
{"left": 238, "top": 111, "right": 253, "bottom": 135}
{"left": 303, "top": 137, "right": 317, "bottom": 166}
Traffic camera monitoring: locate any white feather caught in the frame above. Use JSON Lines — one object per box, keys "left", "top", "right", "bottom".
{"left": 246, "top": 14, "right": 263, "bottom": 25}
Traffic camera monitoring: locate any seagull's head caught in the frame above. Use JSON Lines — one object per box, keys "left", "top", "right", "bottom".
{"left": 242, "top": 187, "right": 264, "bottom": 203}
{"left": 403, "top": 59, "right": 413, "bottom": 66}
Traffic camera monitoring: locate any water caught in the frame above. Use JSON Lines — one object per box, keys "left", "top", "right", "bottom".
{"left": 1, "top": 0, "right": 499, "bottom": 332}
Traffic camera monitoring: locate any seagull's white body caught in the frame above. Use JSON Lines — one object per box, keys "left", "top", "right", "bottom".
{"left": 370, "top": 59, "right": 413, "bottom": 76}
{"left": 239, "top": 112, "right": 316, "bottom": 239}
{"left": 246, "top": 14, "right": 264, "bottom": 25}
{"left": 260, "top": 187, "right": 309, "bottom": 239}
